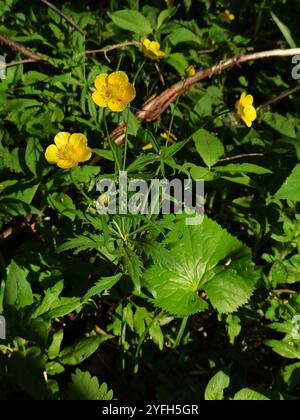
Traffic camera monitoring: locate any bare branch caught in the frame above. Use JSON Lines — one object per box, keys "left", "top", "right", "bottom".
{"left": 110, "top": 47, "right": 300, "bottom": 145}
{"left": 0, "top": 34, "right": 44, "bottom": 61}
{"left": 40, "top": 0, "right": 86, "bottom": 36}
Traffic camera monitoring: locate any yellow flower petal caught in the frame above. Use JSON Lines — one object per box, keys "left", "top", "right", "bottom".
{"left": 142, "top": 38, "right": 165, "bottom": 60}
{"left": 69, "top": 133, "right": 88, "bottom": 149}
{"left": 77, "top": 146, "right": 92, "bottom": 162}
{"left": 156, "top": 50, "right": 166, "bottom": 58}
{"left": 186, "top": 65, "right": 196, "bottom": 76}
{"left": 108, "top": 71, "right": 129, "bottom": 86}
{"left": 160, "top": 131, "right": 177, "bottom": 142}
{"left": 241, "top": 116, "right": 253, "bottom": 128}
{"left": 142, "top": 38, "right": 151, "bottom": 48}
{"left": 94, "top": 74, "right": 108, "bottom": 91}
{"left": 57, "top": 160, "right": 78, "bottom": 169}
{"left": 45, "top": 144, "right": 59, "bottom": 164}
{"left": 143, "top": 143, "right": 154, "bottom": 151}
{"left": 244, "top": 106, "right": 257, "bottom": 121}
{"left": 149, "top": 41, "right": 161, "bottom": 52}
{"left": 54, "top": 132, "right": 70, "bottom": 148}
{"left": 92, "top": 91, "right": 108, "bottom": 107}
{"left": 241, "top": 94, "right": 254, "bottom": 107}
{"left": 122, "top": 83, "right": 136, "bottom": 103}
{"left": 108, "top": 98, "right": 127, "bottom": 112}
{"left": 236, "top": 92, "right": 257, "bottom": 127}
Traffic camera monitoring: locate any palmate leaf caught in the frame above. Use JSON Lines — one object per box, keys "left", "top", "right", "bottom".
{"left": 143, "top": 217, "right": 258, "bottom": 316}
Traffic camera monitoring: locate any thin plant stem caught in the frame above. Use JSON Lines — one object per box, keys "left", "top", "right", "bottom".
{"left": 133, "top": 58, "right": 146, "bottom": 85}
{"left": 174, "top": 316, "right": 189, "bottom": 349}
{"left": 103, "top": 108, "right": 122, "bottom": 173}
{"left": 134, "top": 311, "right": 163, "bottom": 374}
{"left": 122, "top": 107, "right": 131, "bottom": 171}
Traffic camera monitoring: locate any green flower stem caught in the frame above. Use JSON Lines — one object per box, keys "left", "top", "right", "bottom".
{"left": 103, "top": 107, "right": 122, "bottom": 173}
{"left": 174, "top": 316, "right": 189, "bottom": 349}
{"left": 134, "top": 311, "right": 164, "bottom": 374}
{"left": 133, "top": 58, "right": 146, "bottom": 86}
{"left": 122, "top": 107, "right": 131, "bottom": 171}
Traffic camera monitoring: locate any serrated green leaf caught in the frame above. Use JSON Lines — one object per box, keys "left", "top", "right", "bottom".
{"left": 123, "top": 248, "right": 142, "bottom": 291}
{"left": 83, "top": 273, "right": 122, "bottom": 301}
{"left": 144, "top": 217, "right": 258, "bottom": 316}
{"left": 265, "top": 339, "right": 300, "bottom": 359}
{"left": 66, "top": 369, "right": 114, "bottom": 400}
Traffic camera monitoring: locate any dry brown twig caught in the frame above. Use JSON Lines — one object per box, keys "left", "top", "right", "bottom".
{"left": 0, "top": 34, "right": 44, "bottom": 61}
{"left": 40, "top": 0, "right": 86, "bottom": 36}
{"left": 257, "top": 84, "right": 300, "bottom": 110}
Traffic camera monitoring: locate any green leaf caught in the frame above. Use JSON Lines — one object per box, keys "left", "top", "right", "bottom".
{"left": 47, "top": 330, "right": 64, "bottom": 360}
{"left": 265, "top": 339, "right": 300, "bottom": 359}
{"left": 59, "top": 335, "right": 113, "bottom": 366}
{"left": 168, "top": 26, "right": 201, "bottom": 45}
{"left": 189, "top": 164, "right": 217, "bottom": 181}
{"left": 193, "top": 128, "right": 224, "bottom": 168}
{"left": 0, "top": 179, "right": 40, "bottom": 204}
{"left": 275, "top": 164, "right": 300, "bottom": 201}
{"left": 157, "top": 7, "right": 176, "bottom": 30}
{"left": 123, "top": 248, "right": 142, "bottom": 291}
{"left": 205, "top": 370, "right": 230, "bottom": 400}
{"left": 215, "top": 163, "right": 272, "bottom": 175}
{"left": 261, "top": 111, "right": 296, "bottom": 138}
{"left": 25, "top": 138, "right": 43, "bottom": 176}
{"left": 4, "top": 261, "right": 34, "bottom": 309}
{"left": 271, "top": 12, "right": 297, "bottom": 49}
{"left": 234, "top": 388, "right": 271, "bottom": 401}
{"left": 109, "top": 10, "right": 152, "bottom": 34}
{"left": 167, "top": 53, "right": 189, "bottom": 75}
{"left": 66, "top": 369, "right": 114, "bottom": 400}
{"left": 47, "top": 192, "right": 77, "bottom": 221}
{"left": 31, "top": 280, "right": 63, "bottom": 319}
{"left": 83, "top": 273, "right": 122, "bottom": 301}
{"left": 70, "top": 166, "right": 101, "bottom": 184}
{"left": 226, "top": 314, "right": 242, "bottom": 344}
{"left": 45, "top": 298, "right": 83, "bottom": 319}
{"left": 144, "top": 217, "right": 258, "bottom": 316}
{"left": 92, "top": 149, "right": 114, "bottom": 161}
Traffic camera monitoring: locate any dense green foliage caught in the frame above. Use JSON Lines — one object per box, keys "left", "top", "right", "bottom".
{"left": 1, "top": 0, "right": 300, "bottom": 400}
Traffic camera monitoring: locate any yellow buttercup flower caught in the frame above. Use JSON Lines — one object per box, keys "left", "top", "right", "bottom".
{"left": 220, "top": 9, "right": 235, "bottom": 23}
{"left": 45, "top": 132, "right": 92, "bottom": 169}
{"left": 141, "top": 38, "right": 166, "bottom": 60}
{"left": 236, "top": 92, "right": 257, "bottom": 128}
{"left": 186, "top": 65, "right": 196, "bottom": 77}
{"left": 160, "top": 131, "right": 177, "bottom": 142}
{"left": 92, "top": 71, "right": 136, "bottom": 112}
